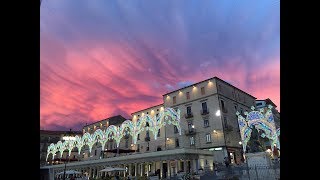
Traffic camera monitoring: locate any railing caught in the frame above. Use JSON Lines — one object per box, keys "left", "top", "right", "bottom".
{"left": 201, "top": 109, "right": 209, "bottom": 115}
{"left": 185, "top": 113, "right": 194, "bottom": 119}
{"left": 200, "top": 162, "right": 280, "bottom": 180}
{"left": 185, "top": 129, "right": 196, "bottom": 135}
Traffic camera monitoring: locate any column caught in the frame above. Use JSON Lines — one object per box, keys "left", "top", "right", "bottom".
{"left": 135, "top": 163, "right": 137, "bottom": 177}
{"left": 146, "top": 163, "right": 149, "bottom": 177}
{"left": 160, "top": 161, "right": 163, "bottom": 179}
{"left": 195, "top": 159, "right": 199, "bottom": 173}
{"left": 153, "top": 161, "right": 156, "bottom": 174}
{"left": 167, "top": 160, "right": 171, "bottom": 177}
{"left": 183, "top": 160, "right": 187, "bottom": 173}
{"left": 129, "top": 164, "right": 132, "bottom": 176}
{"left": 175, "top": 160, "right": 179, "bottom": 174}
{"left": 140, "top": 163, "right": 143, "bottom": 176}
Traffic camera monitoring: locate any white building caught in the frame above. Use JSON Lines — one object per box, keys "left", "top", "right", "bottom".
{"left": 42, "top": 76, "right": 257, "bottom": 179}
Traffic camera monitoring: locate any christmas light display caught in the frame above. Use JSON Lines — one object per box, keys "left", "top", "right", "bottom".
{"left": 236, "top": 105, "right": 280, "bottom": 153}
{"left": 46, "top": 107, "right": 181, "bottom": 160}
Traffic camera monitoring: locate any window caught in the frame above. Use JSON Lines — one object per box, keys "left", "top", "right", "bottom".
{"left": 204, "top": 118, "right": 209, "bottom": 127}
{"left": 187, "top": 106, "right": 192, "bottom": 115}
{"left": 175, "top": 138, "right": 180, "bottom": 147}
{"left": 137, "top": 134, "right": 140, "bottom": 140}
{"left": 201, "top": 87, "right": 205, "bottom": 95}
{"left": 146, "top": 122, "right": 149, "bottom": 127}
{"left": 109, "top": 142, "right": 113, "bottom": 149}
{"left": 157, "top": 109, "right": 159, "bottom": 111}
{"left": 73, "top": 155, "right": 76, "bottom": 159}
{"left": 137, "top": 144, "right": 140, "bottom": 152}
{"left": 256, "top": 102, "right": 263, "bottom": 106}
{"left": 173, "top": 96, "right": 176, "bottom": 104}
{"left": 202, "top": 102, "right": 208, "bottom": 113}
{"left": 157, "top": 129, "right": 161, "bottom": 137}
{"left": 234, "top": 104, "right": 238, "bottom": 111}
{"left": 221, "top": 100, "right": 227, "bottom": 113}
{"left": 147, "top": 112, "right": 149, "bottom": 114}
{"left": 146, "top": 131, "right": 150, "bottom": 138}
{"left": 146, "top": 143, "right": 149, "bottom": 151}
{"left": 206, "top": 134, "right": 211, "bottom": 143}
{"left": 174, "top": 125, "right": 179, "bottom": 133}
{"left": 156, "top": 113, "right": 159, "bottom": 118}
{"left": 190, "top": 136, "right": 195, "bottom": 145}
{"left": 224, "top": 116, "right": 228, "bottom": 128}
{"left": 240, "top": 108, "right": 243, "bottom": 114}
{"left": 186, "top": 92, "right": 190, "bottom": 100}
{"left": 94, "top": 150, "right": 97, "bottom": 156}
{"left": 138, "top": 115, "right": 140, "bottom": 117}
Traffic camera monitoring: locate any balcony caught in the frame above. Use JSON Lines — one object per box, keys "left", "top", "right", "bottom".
{"left": 185, "top": 128, "right": 196, "bottom": 135}
{"left": 201, "top": 109, "right": 209, "bottom": 115}
{"left": 145, "top": 136, "right": 150, "bottom": 141}
{"left": 185, "top": 113, "right": 194, "bottom": 119}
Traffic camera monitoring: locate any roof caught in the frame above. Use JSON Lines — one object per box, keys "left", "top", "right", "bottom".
{"left": 256, "top": 98, "right": 277, "bottom": 108}
{"left": 131, "top": 103, "right": 164, "bottom": 115}
{"left": 40, "top": 130, "right": 82, "bottom": 136}
{"left": 83, "top": 115, "right": 127, "bottom": 128}
{"left": 162, "top": 76, "right": 256, "bottom": 99}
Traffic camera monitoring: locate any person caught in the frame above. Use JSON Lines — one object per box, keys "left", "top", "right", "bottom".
{"left": 115, "top": 173, "right": 120, "bottom": 180}
{"left": 70, "top": 174, "right": 75, "bottom": 180}
{"left": 224, "top": 157, "right": 230, "bottom": 167}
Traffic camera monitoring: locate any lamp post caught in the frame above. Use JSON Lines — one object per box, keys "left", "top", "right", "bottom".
{"left": 62, "top": 129, "right": 75, "bottom": 180}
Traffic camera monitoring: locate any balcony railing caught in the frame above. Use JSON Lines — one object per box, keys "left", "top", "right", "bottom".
{"left": 185, "top": 128, "right": 196, "bottom": 135}
{"left": 185, "top": 113, "right": 194, "bottom": 119}
{"left": 201, "top": 109, "right": 209, "bottom": 115}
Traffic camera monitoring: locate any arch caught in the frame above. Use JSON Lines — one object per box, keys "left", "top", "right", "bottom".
{"left": 47, "top": 107, "right": 182, "bottom": 158}
{"left": 237, "top": 106, "right": 280, "bottom": 153}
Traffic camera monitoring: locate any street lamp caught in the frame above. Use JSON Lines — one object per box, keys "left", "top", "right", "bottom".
{"left": 215, "top": 110, "right": 221, "bottom": 117}
{"left": 62, "top": 129, "right": 75, "bottom": 180}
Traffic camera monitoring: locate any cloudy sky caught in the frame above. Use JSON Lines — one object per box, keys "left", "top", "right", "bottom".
{"left": 40, "top": 0, "right": 279, "bottom": 131}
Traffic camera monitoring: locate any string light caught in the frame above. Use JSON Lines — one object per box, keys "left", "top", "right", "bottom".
{"left": 47, "top": 107, "right": 182, "bottom": 160}
{"left": 236, "top": 105, "right": 280, "bottom": 153}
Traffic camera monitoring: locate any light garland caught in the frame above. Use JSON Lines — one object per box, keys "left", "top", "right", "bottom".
{"left": 237, "top": 105, "right": 280, "bottom": 153}
{"left": 46, "top": 107, "right": 181, "bottom": 161}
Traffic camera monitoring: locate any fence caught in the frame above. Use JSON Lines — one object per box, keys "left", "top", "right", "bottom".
{"left": 200, "top": 162, "right": 280, "bottom": 180}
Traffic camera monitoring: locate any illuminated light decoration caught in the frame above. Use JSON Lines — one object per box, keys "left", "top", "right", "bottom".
{"left": 236, "top": 106, "right": 280, "bottom": 153}
{"left": 46, "top": 107, "right": 181, "bottom": 160}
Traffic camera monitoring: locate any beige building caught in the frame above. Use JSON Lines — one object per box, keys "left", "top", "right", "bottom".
{"left": 42, "top": 76, "right": 257, "bottom": 180}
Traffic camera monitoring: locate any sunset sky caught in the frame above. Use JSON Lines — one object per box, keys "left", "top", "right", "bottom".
{"left": 40, "top": 0, "right": 279, "bottom": 131}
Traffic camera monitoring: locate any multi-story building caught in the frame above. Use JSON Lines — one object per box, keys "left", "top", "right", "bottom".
{"left": 40, "top": 130, "right": 82, "bottom": 167}
{"left": 42, "top": 76, "right": 258, "bottom": 180}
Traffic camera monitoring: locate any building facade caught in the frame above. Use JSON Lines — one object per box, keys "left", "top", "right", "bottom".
{"left": 42, "top": 77, "right": 258, "bottom": 179}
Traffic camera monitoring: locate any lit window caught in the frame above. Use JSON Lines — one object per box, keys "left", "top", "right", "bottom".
{"left": 201, "top": 87, "right": 205, "bottom": 95}
{"left": 190, "top": 136, "right": 195, "bottom": 145}
{"left": 186, "top": 92, "right": 190, "bottom": 100}
{"left": 206, "top": 134, "right": 211, "bottom": 143}
{"left": 173, "top": 96, "right": 176, "bottom": 104}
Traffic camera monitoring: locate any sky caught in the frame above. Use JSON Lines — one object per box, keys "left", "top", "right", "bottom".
{"left": 40, "top": 0, "right": 280, "bottom": 131}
